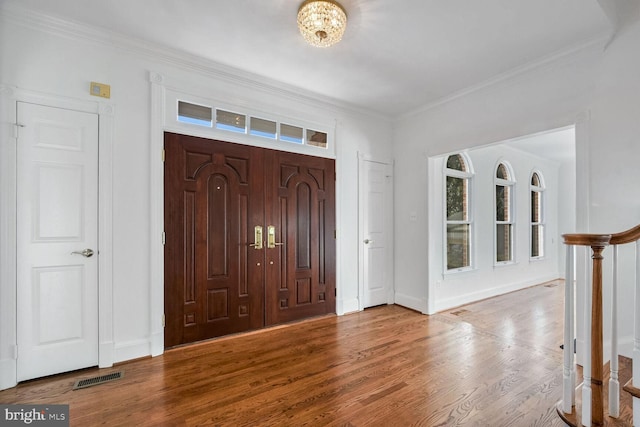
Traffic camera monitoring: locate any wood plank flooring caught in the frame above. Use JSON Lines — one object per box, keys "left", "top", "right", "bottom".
{"left": 0, "top": 280, "right": 592, "bottom": 426}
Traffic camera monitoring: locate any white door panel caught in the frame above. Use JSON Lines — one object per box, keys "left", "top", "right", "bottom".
{"left": 360, "top": 158, "right": 393, "bottom": 308}
{"left": 17, "top": 102, "right": 99, "bottom": 382}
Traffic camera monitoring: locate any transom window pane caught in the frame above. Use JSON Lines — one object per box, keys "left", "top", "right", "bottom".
{"left": 281, "top": 124, "right": 303, "bottom": 144}
{"left": 216, "top": 109, "right": 246, "bottom": 133}
{"left": 178, "top": 101, "right": 212, "bottom": 127}
{"left": 531, "top": 172, "right": 540, "bottom": 186}
{"left": 250, "top": 117, "right": 277, "bottom": 139}
{"left": 496, "top": 163, "right": 509, "bottom": 180}
{"left": 446, "top": 154, "right": 466, "bottom": 172}
{"left": 307, "top": 130, "right": 327, "bottom": 148}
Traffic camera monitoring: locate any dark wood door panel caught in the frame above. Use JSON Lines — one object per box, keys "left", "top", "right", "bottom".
{"left": 165, "top": 133, "right": 335, "bottom": 347}
{"left": 164, "top": 133, "right": 264, "bottom": 347}
{"left": 265, "top": 151, "right": 336, "bottom": 325}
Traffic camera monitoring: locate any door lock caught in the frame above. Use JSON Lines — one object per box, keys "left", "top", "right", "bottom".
{"left": 267, "top": 226, "right": 284, "bottom": 248}
{"left": 249, "top": 226, "right": 263, "bottom": 250}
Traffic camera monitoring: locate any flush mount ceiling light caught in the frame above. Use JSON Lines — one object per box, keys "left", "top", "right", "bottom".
{"left": 297, "top": 0, "right": 347, "bottom": 48}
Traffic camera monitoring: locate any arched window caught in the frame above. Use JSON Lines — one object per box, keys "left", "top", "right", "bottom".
{"left": 495, "top": 162, "right": 515, "bottom": 263}
{"left": 445, "top": 153, "right": 473, "bottom": 270}
{"left": 530, "top": 171, "right": 545, "bottom": 258}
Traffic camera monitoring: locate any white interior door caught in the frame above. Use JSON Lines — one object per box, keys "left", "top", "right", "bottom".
{"left": 359, "top": 157, "right": 393, "bottom": 309}
{"left": 16, "top": 102, "right": 99, "bottom": 382}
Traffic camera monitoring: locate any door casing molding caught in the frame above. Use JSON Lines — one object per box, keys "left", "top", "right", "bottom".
{"left": 0, "top": 85, "right": 114, "bottom": 390}
{"left": 149, "top": 71, "right": 342, "bottom": 354}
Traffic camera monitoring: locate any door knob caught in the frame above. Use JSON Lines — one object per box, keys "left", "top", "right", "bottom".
{"left": 363, "top": 239, "right": 373, "bottom": 244}
{"left": 71, "top": 248, "right": 94, "bottom": 257}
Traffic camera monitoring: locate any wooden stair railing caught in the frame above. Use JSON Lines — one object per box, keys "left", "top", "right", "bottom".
{"left": 557, "top": 224, "right": 640, "bottom": 426}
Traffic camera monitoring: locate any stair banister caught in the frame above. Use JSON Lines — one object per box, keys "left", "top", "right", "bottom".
{"left": 562, "top": 233, "right": 611, "bottom": 427}
{"left": 558, "top": 223, "right": 640, "bottom": 426}
{"left": 609, "top": 225, "right": 640, "bottom": 424}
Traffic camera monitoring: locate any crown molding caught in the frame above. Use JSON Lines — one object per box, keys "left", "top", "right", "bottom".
{"left": 0, "top": 2, "right": 388, "bottom": 123}
{"left": 397, "top": 33, "right": 610, "bottom": 122}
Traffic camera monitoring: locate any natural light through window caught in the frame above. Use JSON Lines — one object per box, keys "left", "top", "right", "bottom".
{"left": 175, "top": 100, "right": 329, "bottom": 150}
{"left": 445, "top": 153, "right": 473, "bottom": 271}
{"left": 495, "top": 162, "right": 515, "bottom": 264}
{"left": 530, "top": 171, "right": 545, "bottom": 258}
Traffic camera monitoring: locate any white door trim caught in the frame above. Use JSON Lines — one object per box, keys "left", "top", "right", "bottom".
{"left": 357, "top": 152, "right": 394, "bottom": 311}
{"left": 0, "top": 85, "right": 114, "bottom": 390}
{"left": 149, "top": 72, "right": 165, "bottom": 356}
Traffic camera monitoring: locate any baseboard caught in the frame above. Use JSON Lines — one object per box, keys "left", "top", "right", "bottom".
{"left": 433, "top": 274, "right": 560, "bottom": 313}
{"left": 394, "top": 292, "right": 427, "bottom": 314}
{"left": 113, "top": 339, "right": 151, "bottom": 364}
{"left": 0, "top": 358, "right": 16, "bottom": 391}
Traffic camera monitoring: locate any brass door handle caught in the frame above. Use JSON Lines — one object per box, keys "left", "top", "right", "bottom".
{"left": 267, "top": 226, "right": 284, "bottom": 248}
{"left": 249, "top": 226, "right": 263, "bottom": 250}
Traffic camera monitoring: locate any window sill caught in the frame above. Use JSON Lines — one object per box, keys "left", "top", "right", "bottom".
{"left": 493, "top": 261, "right": 517, "bottom": 268}
{"left": 443, "top": 266, "right": 476, "bottom": 277}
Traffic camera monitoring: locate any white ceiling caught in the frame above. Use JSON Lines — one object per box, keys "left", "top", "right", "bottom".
{"left": 8, "top": 0, "right": 611, "bottom": 117}
{"left": 495, "top": 127, "right": 576, "bottom": 164}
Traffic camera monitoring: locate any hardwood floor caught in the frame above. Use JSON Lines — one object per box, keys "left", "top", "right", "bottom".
{"left": 0, "top": 280, "right": 580, "bottom": 426}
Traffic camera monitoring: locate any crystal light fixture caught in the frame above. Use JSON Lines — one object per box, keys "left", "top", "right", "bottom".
{"left": 297, "top": 0, "right": 347, "bottom": 48}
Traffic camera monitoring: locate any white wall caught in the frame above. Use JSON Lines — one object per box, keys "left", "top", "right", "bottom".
{"left": 427, "top": 143, "right": 562, "bottom": 312}
{"left": 393, "top": 40, "right": 604, "bottom": 314}
{"left": 580, "top": 14, "right": 640, "bottom": 357}
{"left": 0, "top": 7, "right": 392, "bottom": 388}
{"left": 557, "top": 157, "right": 577, "bottom": 275}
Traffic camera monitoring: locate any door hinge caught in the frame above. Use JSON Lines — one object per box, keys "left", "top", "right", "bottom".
{"left": 162, "top": 231, "right": 166, "bottom": 245}
{"left": 334, "top": 229, "right": 337, "bottom": 239}
{"left": 334, "top": 288, "right": 337, "bottom": 296}
{"left": 13, "top": 345, "right": 18, "bottom": 359}
{"left": 162, "top": 314, "right": 166, "bottom": 328}
{"left": 161, "top": 148, "right": 166, "bottom": 162}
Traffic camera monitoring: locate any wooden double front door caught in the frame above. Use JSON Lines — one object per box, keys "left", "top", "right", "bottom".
{"left": 164, "top": 132, "right": 335, "bottom": 347}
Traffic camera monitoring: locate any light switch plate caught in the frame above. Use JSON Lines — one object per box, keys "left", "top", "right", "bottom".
{"left": 90, "top": 81, "right": 110, "bottom": 98}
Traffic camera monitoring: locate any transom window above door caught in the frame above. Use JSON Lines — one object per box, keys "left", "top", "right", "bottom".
{"left": 170, "top": 97, "right": 332, "bottom": 156}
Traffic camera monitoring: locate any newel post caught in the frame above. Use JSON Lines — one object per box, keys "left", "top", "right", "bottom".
{"left": 590, "top": 243, "right": 606, "bottom": 427}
